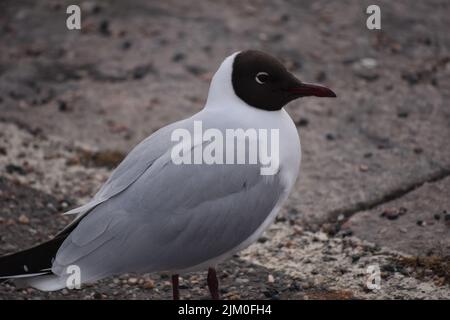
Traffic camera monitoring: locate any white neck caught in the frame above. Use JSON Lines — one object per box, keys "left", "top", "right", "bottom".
{"left": 204, "top": 52, "right": 245, "bottom": 110}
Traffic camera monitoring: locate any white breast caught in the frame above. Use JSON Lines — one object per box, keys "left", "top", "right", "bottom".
{"left": 180, "top": 104, "right": 301, "bottom": 272}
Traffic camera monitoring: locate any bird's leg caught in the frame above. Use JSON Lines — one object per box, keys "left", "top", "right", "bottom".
{"left": 207, "top": 267, "right": 220, "bottom": 300}
{"left": 172, "top": 274, "right": 180, "bottom": 300}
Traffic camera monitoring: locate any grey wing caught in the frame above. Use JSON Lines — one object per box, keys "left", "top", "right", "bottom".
{"left": 62, "top": 119, "right": 187, "bottom": 219}
{"left": 52, "top": 148, "right": 286, "bottom": 282}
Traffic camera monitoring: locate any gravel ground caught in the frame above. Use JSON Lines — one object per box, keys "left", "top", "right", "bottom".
{"left": 0, "top": 0, "right": 449, "bottom": 299}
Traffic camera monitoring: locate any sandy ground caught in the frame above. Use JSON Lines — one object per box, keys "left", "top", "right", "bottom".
{"left": 0, "top": 0, "right": 449, "bottom": 299}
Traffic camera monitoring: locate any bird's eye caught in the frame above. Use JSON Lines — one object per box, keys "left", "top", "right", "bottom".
{"left": 255, "top": 72, "right": 269, "bottom": 84}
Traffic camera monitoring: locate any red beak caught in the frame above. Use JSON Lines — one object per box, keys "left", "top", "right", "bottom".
{"left": 288, "top": 82, "right": 337, "bottom": 98}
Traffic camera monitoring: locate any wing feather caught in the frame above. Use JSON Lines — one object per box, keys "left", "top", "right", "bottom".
{"left": 53, "top": 144, "right": 286, "bottom": 282}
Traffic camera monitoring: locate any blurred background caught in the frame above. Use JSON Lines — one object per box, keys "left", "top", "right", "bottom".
{"left": 0, "top": 0, "right": 449, "bottom": 299}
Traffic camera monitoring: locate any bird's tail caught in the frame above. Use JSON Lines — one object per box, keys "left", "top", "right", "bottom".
{"left": 0, "top": 235, "right": 68, "bottom": 291}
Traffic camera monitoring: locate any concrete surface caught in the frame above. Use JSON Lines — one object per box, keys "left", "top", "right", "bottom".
{"left": 0, "top": 0, "right": 449, "bottom": 299}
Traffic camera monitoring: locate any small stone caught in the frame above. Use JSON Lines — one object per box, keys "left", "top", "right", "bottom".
{"left": 402, "top": 72, "right": 420, "bottom": 85}
{"left": 325, "top": 133, "right": 335, "bottom": 141}
{"left": 57, "top": 100, "right": 69, "bottom": 112}
{"left": 289, "top": 281, "right": 302, "bottom": 291}
{"left": 267, "top": 274, "right": 275, "bottom": 283}
{"left": 93, "top": 292, "right": 102, "bottom": 299}
{"left": 121, "top": 40, "right": 132, "bottom": 50}
{"left": 257, "top": 236, "right": 269, "bottom": 243}
{"left": 381, "top": 264, "right": 396, "bottom": 273}
{"left": 340, "top": 228, "right": 353, "bottom": 237}
{"left": 99, "top": 20, "right": 110, "bottom": 36}
{"left": 128, "top": 277, "right": 138, "bottom": 284}
{"left": 263, "top": 287, "right": 278, "bottom": 298}
{"left": 295, "top": 117, "right": 309, "bottom": 127}
{"left": 359, "top": 165, "right": 369, "bottom": 172}
{"left": 382, "top": 207, "right": 407, "bottom": 220}
{"left": 18, "top": 214, "right": 30, "bottom": 224}
{"left": 397, "top": 111, "right": 409, "bottom": 118}
{"left": 353, "top": 58, "right": 379, "bottom": 81}
{"left": 132, "top": 65, "right": 153, "bottom": 79}
{"left": 236, "top": 278, "right": 249, "bottom": 284}
{"left": 416, "top": 220, "right": 425, "bottom": 226}
{"left": 360, "top": 58, "right": 377, "bottom": 68}
{"left": 5, "top": 164, "right": 27, "bottom": 175}
{"left": 314, "top": 232, "right": 328, "bottom": 242}
{"left": 172, "top": 52, "right": 185, "bottom": 62}
{"left": 227, "top": 294, "right": 241, "bottom": 300}
{"left": 381, "top": 208, "right": 399, "bottom": 220}
{"left": 142, "top": 279, "right": 155, "bottom": 289}
{"left": 433, "top": 213, "right": 441, "bottom": 221}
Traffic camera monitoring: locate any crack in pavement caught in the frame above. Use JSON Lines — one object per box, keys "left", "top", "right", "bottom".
{"left": 325, "top": 167, "right": 450, "bottom": 234}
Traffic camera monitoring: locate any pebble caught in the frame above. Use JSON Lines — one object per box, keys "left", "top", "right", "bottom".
{"left": 359, "top": 165, "right": 369, "bottom": 172}
{"left": 263, "top": 287, "right": 278, "bottom": 299}
{"left": 314, "top": 232, "right": 328, "bottom": 242}
{"left": 397, "top": 111, "right": 409, "bottom": 118}
{"left": 57, "top": 100, "right": 69, "bottom": 112}
{"left": 18, "top": 214, "right": 30, "bottom": 224}
{"left": 6, "top": 163, "right": 27, "bottom": 175}
{"left": 172, "top": 52, "right": 186, "bottom": 62}
{"left": 236, "top": 278, "right": 249, "bottom": 284}
{"left": 295, "top": 117, "right": 309, "bottom": 127}
{"left": 416, "top": 220, "right": 426, "bottom": 227}
{"left": 267, "top": 274, "right": 275, "bottom": 283}
{"left": 132, "top": 65, "right": 153, "bottom": 79}
{"left": 381, "top": 207, "right": 407, "bottom": 220}
{"left": 121, "top": 40, "right": 132, "bottom": 50}
{"left": 93, "top": 292, "right": 102, "bottom": 299}
{"left": 142, "top": 279, "right": 155, "bottom": 289}
{"left": 360, "top": 58, "right": 377, "bottom": 68}
{"left": 227, "top": 294, "right": 241, "bottom": 300}
{"left": 257, "top": 236, "right": 269, "bottom": 243}
{"left": 99, "top": 20, "right": 111, "bottom": 36}
{"left": 353, "top": 58, "right": 379, "bottom": 81}
{"left": 128, "top": 277, "right": 138, "bottom": 284}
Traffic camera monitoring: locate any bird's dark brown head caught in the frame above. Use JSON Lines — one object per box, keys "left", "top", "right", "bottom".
{"left": 232, "top": 50, "right": 336, "bottom": 111}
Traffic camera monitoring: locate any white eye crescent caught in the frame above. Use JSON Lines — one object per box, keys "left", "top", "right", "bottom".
{"left": 255, "top": 72, "right": 269, "bottom": 84}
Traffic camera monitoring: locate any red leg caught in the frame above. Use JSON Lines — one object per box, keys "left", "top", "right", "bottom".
{"left": 172, "top": 274, "right": 180, "bottom": 300}
{"left": 207, "top": 267, "right": 220, "bottom": 300}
